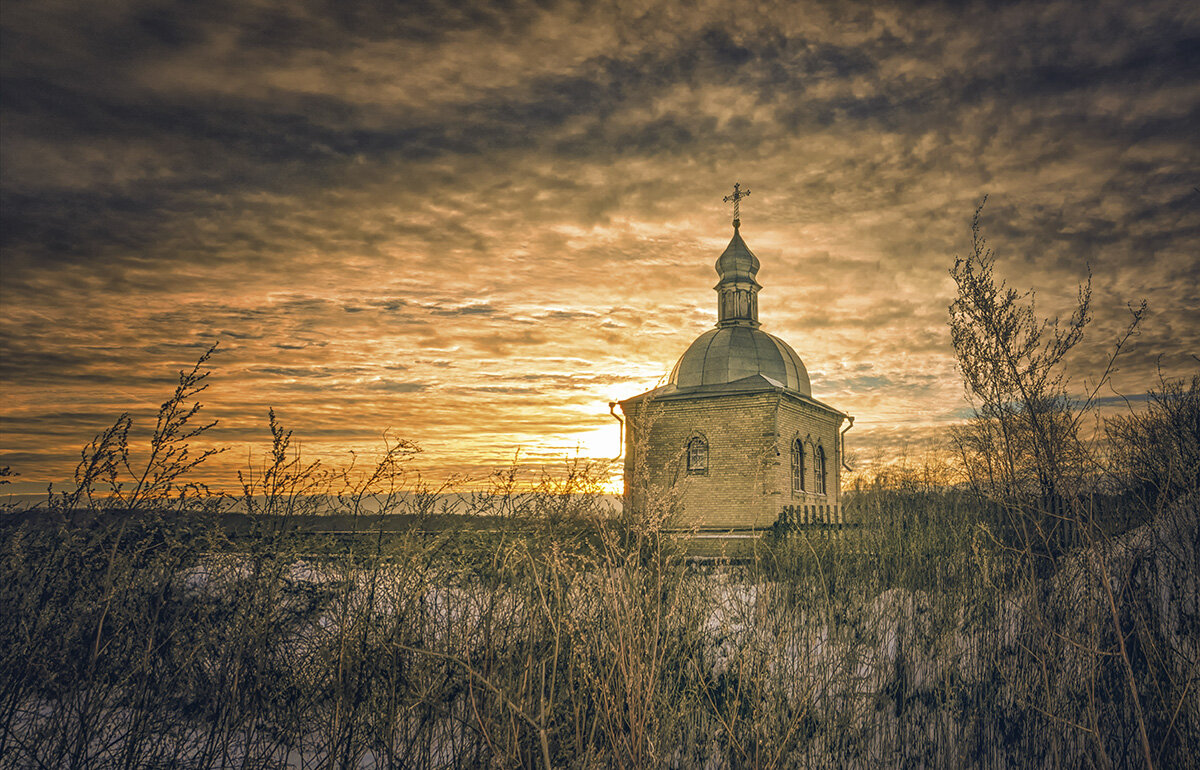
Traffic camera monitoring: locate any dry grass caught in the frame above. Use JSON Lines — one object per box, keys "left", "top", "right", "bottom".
{"left": 1, "top": 428, "right": 1195, "bottom": 768}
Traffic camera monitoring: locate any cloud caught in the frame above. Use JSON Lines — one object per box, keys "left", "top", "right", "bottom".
{"left": 1, "top": 0, "right": 1198, "bottom": 489}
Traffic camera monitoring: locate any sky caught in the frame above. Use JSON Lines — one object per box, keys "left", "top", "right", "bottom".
{"left": 2, "top": 0, "right": 1198, "bottom": 494}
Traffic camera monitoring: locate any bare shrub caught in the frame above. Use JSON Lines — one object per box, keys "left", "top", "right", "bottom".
{"left": 1106, "top": 372, "right": 1200, "bottom": 512}
{"left": 944, "top": 199, "right": 1197, "bottom": 769}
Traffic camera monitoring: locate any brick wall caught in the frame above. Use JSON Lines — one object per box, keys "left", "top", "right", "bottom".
{"left": 622, "top": 390, "right": 845, "bottom": 529}
{"left": 774, "top": 394, "right": 845, "bottom": 524}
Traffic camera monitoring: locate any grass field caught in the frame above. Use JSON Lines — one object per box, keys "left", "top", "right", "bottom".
{"left": 0, "top": 474, "right": 1195, "bottom": 768}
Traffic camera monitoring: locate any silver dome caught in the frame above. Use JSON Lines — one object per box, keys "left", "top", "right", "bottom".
{"left": 668, "top": 325, "right": 812, "bottom": 395}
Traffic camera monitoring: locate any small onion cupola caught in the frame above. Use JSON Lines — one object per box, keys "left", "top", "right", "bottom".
{"left": 715, "top": 223, "right": 762, "bottom": 328}
{"left": 714, "top": 182, "right": 761, "bottom": 328}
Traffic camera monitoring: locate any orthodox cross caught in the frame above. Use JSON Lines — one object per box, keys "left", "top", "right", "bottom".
{"left": 723, "top": 182, "right": 750, "bottom": 228}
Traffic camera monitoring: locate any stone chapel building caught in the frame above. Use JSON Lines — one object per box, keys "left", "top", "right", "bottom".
{"left": 619, "top": 188, "right": 851, "bottom": 530}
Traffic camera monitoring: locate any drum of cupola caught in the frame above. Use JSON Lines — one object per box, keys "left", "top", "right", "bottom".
{"left": 714, "top": 223, "right": 762, "bottom": 328}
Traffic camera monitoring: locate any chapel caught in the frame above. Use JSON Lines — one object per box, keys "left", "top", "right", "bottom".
{"left": 619, "top": 185, "right": 851, "bottom": 530}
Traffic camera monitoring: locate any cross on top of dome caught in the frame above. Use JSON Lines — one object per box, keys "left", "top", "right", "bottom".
{"left": 723, "top": 182, "right": 750, "bottom": 229}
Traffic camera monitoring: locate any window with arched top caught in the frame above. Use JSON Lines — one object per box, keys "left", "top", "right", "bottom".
{"left": 686, "top": 436, "right": 708, "bottom": 474}
{"left": 791, "top": 439, "right": 805, "bottom": 493}
{"left": 815, "top": 445, "right": 827, "bottom": 495}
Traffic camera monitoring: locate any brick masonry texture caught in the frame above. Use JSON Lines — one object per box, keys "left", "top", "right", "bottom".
{"left": 622, "top": 390, "right": 844, "bottom": 530}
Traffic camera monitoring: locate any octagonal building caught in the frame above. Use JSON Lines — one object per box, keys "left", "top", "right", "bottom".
{"left": 619, "top": 209, "right": 850, "bottom": 531}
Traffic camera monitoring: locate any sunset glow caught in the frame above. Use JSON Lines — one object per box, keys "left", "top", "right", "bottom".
{"left": 2, "top": 0, "right": 1197, "bottom": 494}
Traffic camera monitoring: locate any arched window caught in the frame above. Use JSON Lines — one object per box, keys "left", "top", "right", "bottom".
{"left": 815, "top": 445, "right": 827, "bottom": 495}
{"left": 686, "top": 436, "right": 708, "bottom": 474}
{"left": 791, "top": 439, "right": 805, "bottom": 493}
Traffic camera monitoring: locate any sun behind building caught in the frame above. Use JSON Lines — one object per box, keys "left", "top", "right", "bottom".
{"left": 619, "top": 185, "right": 851, "bottom": 530}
